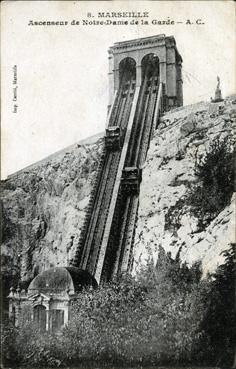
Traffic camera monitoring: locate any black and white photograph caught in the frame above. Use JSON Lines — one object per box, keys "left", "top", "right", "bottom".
{"left": 1, "top": 1, "right": 235, "bottom": 368}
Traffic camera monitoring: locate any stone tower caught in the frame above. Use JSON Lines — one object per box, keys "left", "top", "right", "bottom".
{"left": 108, "top": 34, "right": 183, "bottom": 112}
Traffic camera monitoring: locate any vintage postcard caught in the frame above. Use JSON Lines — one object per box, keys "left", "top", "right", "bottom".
{"left": 1, "top": 1, "right": 235, "bottom": 368}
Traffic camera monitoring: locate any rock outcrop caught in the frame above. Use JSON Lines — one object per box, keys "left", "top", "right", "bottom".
{"left": 1, "top": 134, "right": 103, "bottom": 283}
{"left": 133, "top": 95, "right": 235, "bottom": 275}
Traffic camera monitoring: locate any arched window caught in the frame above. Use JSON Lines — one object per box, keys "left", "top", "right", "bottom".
{"left": 119, "top": 57, "right": 136, "bottom": 86}
{"left": 33, "top": 305, "right": 46, "bottom": 332}
{"left": 141, "top": 53, "right": 159, "bottom": 82}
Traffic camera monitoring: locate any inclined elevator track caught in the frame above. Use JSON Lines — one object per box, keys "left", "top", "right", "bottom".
{"left": 72, "top": 69, "right": 163, "bottom": 283}
{"left": 72, "top": 76, "right": 136, "bottom": 274}
{"left": 103, "top": 75, "right": 161, "bottom": 281}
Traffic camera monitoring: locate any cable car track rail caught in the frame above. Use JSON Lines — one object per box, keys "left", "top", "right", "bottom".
{"left": 107, "top": 79, "right": 163, "bottom": 277}
{"left": 94, "top": 85, "right": 140, "bottom": 284}
{"left": 73, "top": 77, "right": 136, "bottom": 275}
{"left": 72, "top": 70, "right": 163, "bottom": 284}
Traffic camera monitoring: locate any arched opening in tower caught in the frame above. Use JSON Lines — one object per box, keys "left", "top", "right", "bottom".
{"left": 141, "top": 53, "right": 159, "bottom": 82}
{"left": 119, "top": 57, "right": 136, "bottom": 87}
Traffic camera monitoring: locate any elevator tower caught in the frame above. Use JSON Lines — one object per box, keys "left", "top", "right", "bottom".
{"left": 108, "top": 34, "right": 183, "bottom": 112}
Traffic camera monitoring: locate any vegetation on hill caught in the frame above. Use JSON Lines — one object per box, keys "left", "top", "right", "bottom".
{"left": 165, "top": 135, "right": 235, "bottom": 232}
{"left": 2, "top": 244, "right": 235, "bottom": 368}
{"left": 187, "top": 135, "right": 235, "bottom": 229}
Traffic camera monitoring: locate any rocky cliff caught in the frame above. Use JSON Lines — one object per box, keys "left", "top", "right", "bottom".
{"left": 1, "top": 134, "right": 103, "bottom": 283}
{"left": 1, "top": 97, "right": 235, "bottom": 288}
{"left": 134, "top": 95, "right": 235, "bottom": 275}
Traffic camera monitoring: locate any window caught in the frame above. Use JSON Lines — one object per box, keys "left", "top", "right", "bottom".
{"left": 49, "top": 309, "right": 64, "bottom": 332}
{"left": 33, "top": 305, "right": 46, "bottom": 332}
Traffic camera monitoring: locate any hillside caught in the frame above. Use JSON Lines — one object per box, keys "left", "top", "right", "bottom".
{"left": 134, "top": 96, "right": 235, "bottom": 275}
{"left": 1, "top": 96, "right": 235, "bottom": 286}
{"left": 1, "top": 136, "right": 104, "bottom": 282}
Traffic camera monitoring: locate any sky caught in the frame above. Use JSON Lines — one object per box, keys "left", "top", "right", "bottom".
{"left": 1, "top": 0, "right": 235, "bottom": 178}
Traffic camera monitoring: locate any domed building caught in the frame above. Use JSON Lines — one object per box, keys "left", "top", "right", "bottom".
{"left": 8, "top": 267, "right": 97, "bottom": 332}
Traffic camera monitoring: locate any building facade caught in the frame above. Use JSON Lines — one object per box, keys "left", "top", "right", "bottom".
{"left": 8, "top": 267, "right": 97, "bottom": 331}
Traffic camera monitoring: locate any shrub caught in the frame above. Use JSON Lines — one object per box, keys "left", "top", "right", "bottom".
{"left": 164, "top": 198, "right": 186, "bottom": 232}
{"left": 1, "top": 320, "right": 20, "bottom": 367}
{"left": 15, "top": 322, "right": 64, "bottom": 367}
{"left": 200, "top": 243, "right": 236, "bottom": 366}
{"left": 62, "top": 251, "right": 207, "bottom": 366}
{"left": 187, "top": 136, "right": 235, "bottom": 228}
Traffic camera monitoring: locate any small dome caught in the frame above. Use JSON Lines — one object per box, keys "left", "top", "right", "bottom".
{"left": 28, "top": 267, "right": 97, "bottom": 295}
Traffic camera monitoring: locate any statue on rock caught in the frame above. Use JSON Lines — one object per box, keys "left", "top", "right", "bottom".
{"left": 212, "top": 76, "right": 223, "bottom": 102}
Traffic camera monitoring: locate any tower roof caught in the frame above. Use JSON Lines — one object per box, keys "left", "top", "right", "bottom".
{"left": 109, "top": 34, "right": 182, "bottom": 62}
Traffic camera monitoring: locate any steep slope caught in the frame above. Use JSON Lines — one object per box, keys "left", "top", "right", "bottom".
{"left": 1, "top": 135, "right": 103, "bottom": 283}
{"left": 133, "top": 95, "right": 235, "bottom": 275}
